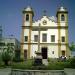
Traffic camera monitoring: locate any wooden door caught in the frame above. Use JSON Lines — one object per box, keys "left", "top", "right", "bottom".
{"left": 42, "top": 47, "right": 47, "bottom": 59}
{"left": 24, "top": 50, "right": 27, "bottom": 59}
{"left": 62, "top": 51, "right": 65, "bottom": 56}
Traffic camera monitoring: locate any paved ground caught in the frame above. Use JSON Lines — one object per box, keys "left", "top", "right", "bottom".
{"left": 0, "top": 68, "right": 11, "bottom": 75}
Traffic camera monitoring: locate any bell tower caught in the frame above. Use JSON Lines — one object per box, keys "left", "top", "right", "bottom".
{"left": 56, "top": 7, "right": 68, "bottom": 24}
{"left": 56, "top": 7, "right": 70, "bottom": 58}
{"left": 21, "top": 6, "right": 34, "bottom": 59}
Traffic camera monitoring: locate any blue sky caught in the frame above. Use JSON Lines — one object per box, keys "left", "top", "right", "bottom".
{"left": 0, "top": 0, "right": 75, "bottom": 43}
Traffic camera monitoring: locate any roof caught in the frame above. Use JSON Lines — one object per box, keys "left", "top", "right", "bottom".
{"left": 22, "top": 6, "right": 34, "bottom": 16}
{"left": 57, "top": 6, "right": 67, "bottom": 12}
{"left": 24, "top": 6, "right": 33, "bottom": 12}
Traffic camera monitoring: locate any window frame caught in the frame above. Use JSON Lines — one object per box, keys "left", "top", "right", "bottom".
{"left": 52, "top": 51, "right": 54, "bottom": 54}
{"left": 61, "top": 14, "right": 65, "bottom": 21}
{"left": 51, "top": 35, "right": 55, "bottom": 42}
{"left": 34, "top": 35, "right": 38, "bottom": 42}
{"left": 24, "top": 36, "right": 28, "bottom": 42}
{"left": 42, "top": 33, "right": 47, "bottom": 42}
{"left": 61, "top": 36, "right": 65, "bottom": 42}
{"left": 26, "top": 14, "right": 29, "bottom": 21}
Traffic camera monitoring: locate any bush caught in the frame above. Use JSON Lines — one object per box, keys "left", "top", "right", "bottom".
{"left": 11, "top": 59, "right": 33, "bottom": 69}
{"left": 0, "top": 58, "right": 73, "bottom": 70}
{"left": 13, "top": 57, "right": 21, "bottom": 62}
{"left": 70, "top": 57, "right": 75, "bottom": 68}
{"left": 47, "top": 60, "right": 71, "bottom": 70}
{"left": 31, "top": 65, "right": 48, "bottom": 70}
{"left": 1, "top": 45, "right": 14, "bottom": 66}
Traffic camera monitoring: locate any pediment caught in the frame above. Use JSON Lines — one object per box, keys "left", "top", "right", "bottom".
{"left": 33, "top": 16, "right": 57, "bottom": 27}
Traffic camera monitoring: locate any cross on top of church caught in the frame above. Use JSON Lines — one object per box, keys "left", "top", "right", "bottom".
{"left": 43, "top": 10, "right": 47, "bottom": 16}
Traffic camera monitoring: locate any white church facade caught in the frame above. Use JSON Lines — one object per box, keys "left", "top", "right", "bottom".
{"left": 21, "top": 6, "right": 70, "bottom": 59}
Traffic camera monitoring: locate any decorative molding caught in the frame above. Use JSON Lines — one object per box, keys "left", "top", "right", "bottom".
{"left": 22, "top": 26, "right": 68, "bottom": 30}
{"left": 21, "top": 42, "right": 69, "bottom": 45}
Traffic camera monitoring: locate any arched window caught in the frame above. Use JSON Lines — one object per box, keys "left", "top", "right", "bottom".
{"left": 61, "top": 14, "right": 65, "bottom": 21}
{"left": 26, "top": 14, "right": 29, "bottom": 21}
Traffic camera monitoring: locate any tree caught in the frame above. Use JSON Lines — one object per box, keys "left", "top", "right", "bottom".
{"left": 69, "top": 42, "right": 75, "bottom": 51}
{"left": 2, "top": 44, "right": 14, "bottom": 65}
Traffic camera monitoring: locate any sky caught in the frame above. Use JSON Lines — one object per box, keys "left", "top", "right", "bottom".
{"left": 0, "top": 0, "right": 75, "bottom": 44}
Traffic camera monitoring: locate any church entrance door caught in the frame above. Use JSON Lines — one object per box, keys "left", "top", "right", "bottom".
{"left": 62, "top": 51, "right": 65, "bottom": 56}
{"left": 42, "top": 47, "right": 47, "bottom": 59}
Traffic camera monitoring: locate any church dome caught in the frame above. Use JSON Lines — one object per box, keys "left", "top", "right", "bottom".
{"left": 22, "top": 6, "right": 34, "bottom": 16}
{"left": 23, "top": 6, "right": 33, "bottom": 12}
{"left": 25, "top": 6, "right": 33, "bottom": 11}
{"left": 57, "top": 6, "right": 67, "bottom": 12}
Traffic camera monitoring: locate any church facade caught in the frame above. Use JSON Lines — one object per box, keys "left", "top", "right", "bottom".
{"left": 21, "top": 6, "right": 70, "bottom": 59}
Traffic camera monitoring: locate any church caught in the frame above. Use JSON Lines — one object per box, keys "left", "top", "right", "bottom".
{"left": 21, "top": 6, "right": 70, "bottom": 59}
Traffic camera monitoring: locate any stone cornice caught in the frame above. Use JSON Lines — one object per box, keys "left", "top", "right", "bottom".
{"left": 22, "top": 26, "right": 68, "bottom": 30}
{"left": 21, "top": 42, "right": 69, "bottom": 45}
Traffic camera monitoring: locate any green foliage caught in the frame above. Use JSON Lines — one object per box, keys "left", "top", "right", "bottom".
{"left": 11, "top": 59, "right": 33, "bottom": 69}
{"left": 70, "top": 57, "right": 75, "bottom": 68}
{"left": 13, "top": 50, "right": 20, "bottom": 62}
{"left": 11, "top": 59, "right": 71, "bottom": 70}
{"left": 47, "top": 61, "right": 70, "bottom": 70}
{"left": 69, "top": 42, "right": 75, "bottom": 51}
{"left": 2, "top": 44, "right": 14, "bottom": 65}
{"left": 0, "top": 58, "right": 75, "bottom": 69}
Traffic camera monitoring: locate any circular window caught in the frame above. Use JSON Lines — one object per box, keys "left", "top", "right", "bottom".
{"left": 43, "top": 20, "right": 47, "bottom": 25}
